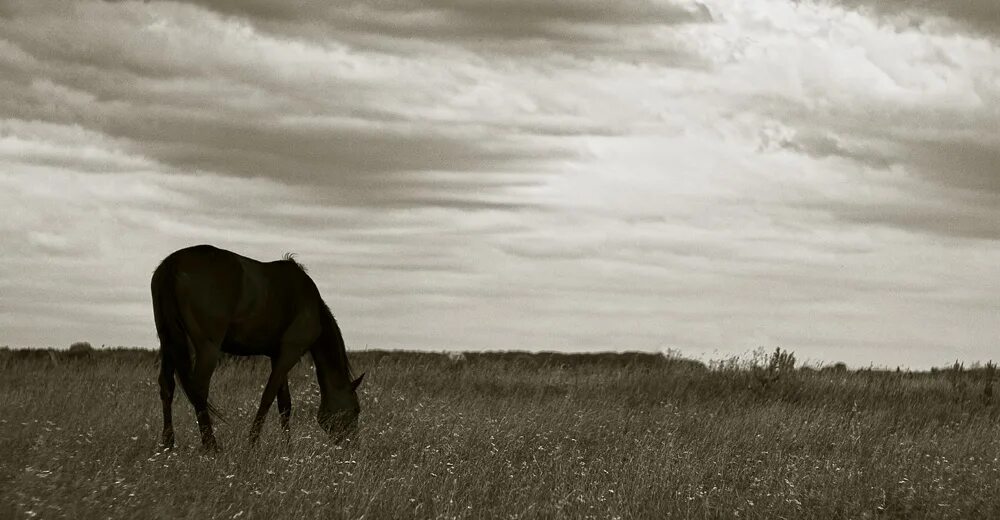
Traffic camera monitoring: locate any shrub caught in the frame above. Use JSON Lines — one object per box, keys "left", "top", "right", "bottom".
{"left": 69, "top": 341, "right": 94, "bottom": 354}
{"left": 822, "top": 362, "right": 848, "bottom": 373}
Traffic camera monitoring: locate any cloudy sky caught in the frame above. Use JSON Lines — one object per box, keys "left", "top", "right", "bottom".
{"left": 1, "top": 0, "right": 998, "bottom": 367}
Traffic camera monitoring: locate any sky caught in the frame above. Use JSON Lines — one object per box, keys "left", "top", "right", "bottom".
{"left": 1, "top": 0, "right": 998, "bottom": 368}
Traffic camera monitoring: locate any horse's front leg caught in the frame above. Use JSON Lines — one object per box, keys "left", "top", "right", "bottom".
{"left": 249, "top": 349, "right": 299, "bottom": 445}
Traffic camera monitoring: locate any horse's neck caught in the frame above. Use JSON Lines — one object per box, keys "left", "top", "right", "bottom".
{"left": 311, "top": 343, "right": 349, "bottom": 393}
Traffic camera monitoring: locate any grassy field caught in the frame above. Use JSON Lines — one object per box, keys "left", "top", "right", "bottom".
{"left": 1, "top": 348, "right": 999, "bottom": 519}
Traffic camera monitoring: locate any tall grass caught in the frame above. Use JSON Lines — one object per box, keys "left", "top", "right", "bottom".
{"left": 1, "top": 349, "right": 998, "bottom": 519}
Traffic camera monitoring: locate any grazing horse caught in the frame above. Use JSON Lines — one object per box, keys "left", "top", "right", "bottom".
{"left": 151, "top": 245, "right": 364, "bottom": 451}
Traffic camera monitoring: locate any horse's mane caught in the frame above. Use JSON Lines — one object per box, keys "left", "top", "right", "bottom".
{"left": 317, "top": 300, "right": 355, "bottom": 381}
{"left": 282, "top": 251, "right": 353, "bottom": 381}
{"left": 282, "top": 252, "right": 308, "bottom": 272}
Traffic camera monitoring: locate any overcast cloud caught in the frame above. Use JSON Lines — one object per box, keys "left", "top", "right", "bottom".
{"left": 1, "top": 0, "right": 998, "bottom": 367}
{"left": 826, "top": 0, "right": 1000, "bottom": 38}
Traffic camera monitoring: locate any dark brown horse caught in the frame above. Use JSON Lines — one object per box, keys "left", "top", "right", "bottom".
{"left": 151, "top": 245, "right": 364, "bottom": 451}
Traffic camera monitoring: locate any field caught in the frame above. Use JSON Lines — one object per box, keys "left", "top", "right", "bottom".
{"left": 1, "top": 348, "right": 999, "bottom": 519}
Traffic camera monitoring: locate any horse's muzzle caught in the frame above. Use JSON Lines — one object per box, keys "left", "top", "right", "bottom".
{"left": 318, "top": 410, "right": 359, "bottom": 444}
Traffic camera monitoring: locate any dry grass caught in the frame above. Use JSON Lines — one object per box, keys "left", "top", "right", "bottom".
{"left": 1, "top": 349, "right": 999, "bottom": 519}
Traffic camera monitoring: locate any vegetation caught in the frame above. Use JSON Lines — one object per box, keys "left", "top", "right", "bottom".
{"left": 1, "top": 347, "right": 999, "bottom": 519}
{"left": 68, "top": 342, "right": 94, "bottom": 354}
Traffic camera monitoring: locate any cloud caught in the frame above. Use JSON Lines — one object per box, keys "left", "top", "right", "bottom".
{"left": 696, "top": 0, "right": 1000, "bottom": 240}
{"left": 172, "top": 0, "right": 713, "bottom": 42}
{"left": 0, "top": 0, "right": 597, "bottom": 210}
{"left": 1, "top": 0, "right": 999, "bottom": 367}
{"left": 825, "top": 0, "right": 1000, "bottom": 38}
{"left": 770, "top": 126, "right": 1000, "bottom": 197}
{"left": 762, "top": 129, "right": 892, "bottom": 170}
{"left": 756, "top": 100, "right": 1000, "bottom": 239}
{"left": 897, "top": 138, "right": 1000, "bottom": 195}
{"left": 833, "top": 196, "right": 1000, "bottom": 241}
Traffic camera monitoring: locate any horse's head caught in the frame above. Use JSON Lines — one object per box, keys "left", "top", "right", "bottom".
{"left": 317, "top": 373, "right": 364, "bottom": 442}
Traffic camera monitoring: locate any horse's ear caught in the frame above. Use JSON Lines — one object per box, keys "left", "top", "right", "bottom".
{"left": 351, "top": 373, "right": 366, "bottom": 391}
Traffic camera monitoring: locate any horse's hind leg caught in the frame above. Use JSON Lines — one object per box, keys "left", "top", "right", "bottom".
{"left": 277, "top": 379, "right": 291, "bottom": 433}
{"left": 158, "top": 352, "right": 176, "bottom": 449}
{"left": 191, "top": 345, "right": 222, "bottom": 452}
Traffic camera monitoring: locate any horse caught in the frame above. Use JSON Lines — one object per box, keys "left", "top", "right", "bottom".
{"left": 151, "top": 244, "right": 364, "bottom": 451}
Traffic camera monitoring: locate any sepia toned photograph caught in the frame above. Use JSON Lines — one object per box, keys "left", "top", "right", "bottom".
{"left": 1, "top": 0, "right": 998, "bottom": 518}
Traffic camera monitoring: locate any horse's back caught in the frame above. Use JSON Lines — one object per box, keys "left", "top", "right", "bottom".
{"left": 157, "top": 245, "right": 324, "bottom": 354}
{"left": 226, "top": 258, "right": 321, "bottom": 351}
{"left": 166, "top": 245, "right": 244, "bottom": 302}
{"left": 153, "top": 246, "right": 252, "bottom": 343}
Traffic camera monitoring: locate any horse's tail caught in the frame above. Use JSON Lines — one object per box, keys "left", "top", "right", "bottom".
{"left": 151, "top": 255, "right": 225, "bottom": 422}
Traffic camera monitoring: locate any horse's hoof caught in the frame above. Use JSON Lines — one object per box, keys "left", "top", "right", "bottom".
{"left": 202, "top": 439, "right": 223, "bottom": 453}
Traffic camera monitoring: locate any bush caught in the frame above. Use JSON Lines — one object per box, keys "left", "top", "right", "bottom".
{"left": 822, "top": 362, "right": 848, "bottom": 373}
{"left": 69, "top": 341, "right": 94, "bottom": 354}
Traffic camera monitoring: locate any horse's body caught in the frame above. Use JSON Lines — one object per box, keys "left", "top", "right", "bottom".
{"left": 151, "top": 245, "right": 363, "bottom": 450}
